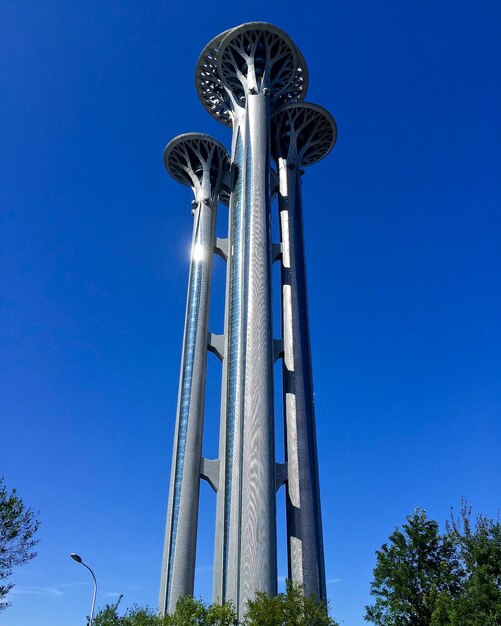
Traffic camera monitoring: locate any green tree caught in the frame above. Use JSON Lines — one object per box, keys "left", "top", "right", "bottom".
{"left": 166, "top": 596, "right": 208, "bottom": 626}
{"left": 441, "top": 502, "right": 501, "bottom": 625}
{"left": 0, "top": 476, "right": 40, "bottom": 611}
{"left": 94, "top": 595, "right": 164, "bottom": 626}
{"left": 204, "top": 600, "right": 239, "bottom": 626}
{"left": 122, "top": 603, "right": 166, "bottom": 626}
{"left": 93, "top": 595, "right": 125, "bottom": 626}
{"left": 94, "top": 595, "right": 237, "bottom": 626}
{"left": 365, "top": 508, "right": 463, "bottom": 625}
{"left": 93, "top": 585, "right": 335, "bottom": 626}
{"left": 244, "top": 579, "right": 338, "bottom": 626}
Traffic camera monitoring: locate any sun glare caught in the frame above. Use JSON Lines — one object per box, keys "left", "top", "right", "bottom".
{"left": 192, "top": 242, "right": 204, "bottom": 262}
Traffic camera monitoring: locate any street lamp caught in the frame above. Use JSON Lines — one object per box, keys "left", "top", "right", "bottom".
{"left": 70, "top": 553, "right": 97, "bottom": 626}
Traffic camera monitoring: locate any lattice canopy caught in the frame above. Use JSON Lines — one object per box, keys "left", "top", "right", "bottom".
{"left": 217, "top": 22, "right": 298, "bottom": 105}
{"left": 271, "top": 103, "right": 337, "bottom": 167}
{"left": 275, "top": 47, "right": 309, "bottom": 107}
{"left": 195, "top": 29, "right": 235, "bottom": 127}
{"left": 163, "top": 133, "right": 230, "bottom": 198}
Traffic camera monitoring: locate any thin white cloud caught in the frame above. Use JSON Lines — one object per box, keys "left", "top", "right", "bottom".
{"left": 10, "top": 581, "right": 89, "bottom": 598}
{"left": 104, "top": 592, "right": 122, "bottom": 598}
{"left": 195, "top": 565, "right": 213, "bottom": 573}
{"left": 11, "top": 586, "right": 64, "bottom": 598}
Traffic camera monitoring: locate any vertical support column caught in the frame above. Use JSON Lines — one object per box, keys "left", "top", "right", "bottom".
{"left": 195, "top": 23, "right": 308, "bottom": 617}
{"left": 213, "top": 112, "right": 246, "bottom": 605}
{"left": 206, "top": 22, "right": 300, "bottom": 615}
{"left": 239, "top": 92, "right": 277, "bottom": 609}
{"left": 160, "top": 191, "right": 216, "bottom": 613}
{"left": 159, "top": 135, "right": 229, "bottom": 615}
{"left": 272, "top": 102, "right": 336, "bottom": 603}
{"left": 214, "top": 95, "right": 277, "bottom": 613}
{"left": 194, "top": 29, "right": 244, "bottom": 606}
{"left": 279, "top": 160, "right": 326, "bottom": 602}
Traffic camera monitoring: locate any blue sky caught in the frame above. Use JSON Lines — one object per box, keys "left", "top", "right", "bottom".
{"left": 1, "top": 1, "right": 500, "bottom": 624}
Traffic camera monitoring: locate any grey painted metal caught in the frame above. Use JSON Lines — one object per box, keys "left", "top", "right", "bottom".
{"left": 159, "top": 133, "right": 229, "bottom": 615}
{"left": 195, "top": 28, "right": 236, "bottom": 127}
{"left": 271, "top": 103, "right": 337, "bottom": 602}
{"left": 70, "top": 554, "right": 97, "bottom": 626}
{"left": 200, "top": 457, "right": 220, "bottom": 492}
{"left": 237, "top": 91, "right": 276, "bottom": 612}
{"left": 196, "top": 22, "right": 302, "bottom": 616}
{"left": 161, "top": 22, "right": 336, "bottom": 620}
{"left": 211, "top": 105, "right": 246, "bottom": 606}
{"left": 215, "top": 237, "right": 229, "bottom": 261}
{"left": 275, "top": 462, "right": 288, "bottom": 491}
{"left": 208, "top": 332, "right": 225, "bottom": 361}
{"left": 274, "top": 338, "right": 285, "bottom": 363}
{"left": 274, "top": 47, "right": 309, "bottom": 107}
{"left": 214, "top": 23, "right": 300, "bottom": 616}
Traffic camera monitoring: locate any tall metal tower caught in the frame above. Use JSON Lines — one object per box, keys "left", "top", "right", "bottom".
{"left": 159, "top": 22, "right": 337, "bottom": 618}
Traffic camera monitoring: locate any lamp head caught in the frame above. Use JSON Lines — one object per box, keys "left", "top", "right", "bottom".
{"left": 70, "top": 553, "right": 82, "bottom": 563}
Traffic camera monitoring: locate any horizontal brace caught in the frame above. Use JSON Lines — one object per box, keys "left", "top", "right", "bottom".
{"left": 276, "top": 462, "right": 288, "bottom": 492}
{"left": 200, "top": 458, "right": 219, "bottom": 493}
{"left": 214, "top": 238, "right": 228, "bottom": 261}
{"left": 274, "top": 338, "right": 284, "bottom": 363}
{"left": 270, "top": 168, "right": 279, "bottom": 199}
{"left": 208, "top": 332, "right": 225, "bottom": 361}
{"left": 272, "top": 242, "right": 282, "bottom": 264}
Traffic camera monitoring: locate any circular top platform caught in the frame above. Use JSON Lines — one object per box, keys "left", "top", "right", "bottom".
{"left": 271, "top": 102, "right": 337, "bottom": 167}
{"left": 216, "top": 22, "right": 299, "bottom": 105}
{"left": 163, "top": 133, "right": 230, "bottom": 193}
{"left": 195, "top": 29, "right": 235, "bottom": 127}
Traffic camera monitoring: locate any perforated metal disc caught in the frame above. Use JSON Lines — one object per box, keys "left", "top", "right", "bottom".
{"left": 275, "top": 46, "right": 309, "bottom": 107}
{"left": 271, "top": 102, "right": 337, "bottom": 167}
{"left": 216, "top": 22, "right": 299, "bottom": 105}
{"left": 195, "top": 29, "right": 234, "bottom": 127}
{"left": 163, "top": 133, "right": 230, "bottom": 190}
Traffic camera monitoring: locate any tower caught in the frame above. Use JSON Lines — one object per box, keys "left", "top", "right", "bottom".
{"left": 159, "top": 23, "right": 337, "bottom": 618}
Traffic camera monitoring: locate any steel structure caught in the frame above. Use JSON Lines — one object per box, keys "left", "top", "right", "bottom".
{"left": 159, "top": 23, "right": 337, "bottom": 619}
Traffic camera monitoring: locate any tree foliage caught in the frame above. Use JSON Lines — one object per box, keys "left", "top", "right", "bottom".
{"left": 0, "top": 476, "right": 40, "bottom": 611}
{"left": 94, "top": 595, "right": 165, "bottom": 626}
{"left": 94, "top": 594, "right": 238, "bottom": 626}
{"left": 364, "top": 508, "right": 463, "bottom": 625}
{"left": 365, "top": 503, "right": 501, "bottom": 626}
{"left": 441, "top": 501, "right": 501, "bottom": 625}
{"left": 166, "top": 595, "right": 238, "bottom": 626}
{"left": 93, "top": 582, "right": 336, "bottom": 626}
{"left": 244, "top": 580, "right": 338, "bottom": 626}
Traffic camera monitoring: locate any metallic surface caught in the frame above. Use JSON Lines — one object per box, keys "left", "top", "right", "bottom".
{"left": 159, "top": 134, "right": 229, "bottom": 614}
{"left": 271, "top": 103, "right": 337, "bottom": 601}
{"left": 213, "top": 113, "right": 246, "bottom": 604}
{"left": 210, "top": 22, "right": 300, "bottom": 613}
{"left": 161, "top": 24, "right": 337, "bottom": 619}
{"left": 275, "top": 47, "right": 309, "bottom": 107}
{"left": 217, "top": 22, "right": 298, "bottom": 106}
{"left": 238, "top": 93, "right": 276, "bottom": 609}
{"left": 70, "top": 555, "right": 97, "bottom": 626}
{"left": 195, "top": 29, "right": 236, "bottom": 126}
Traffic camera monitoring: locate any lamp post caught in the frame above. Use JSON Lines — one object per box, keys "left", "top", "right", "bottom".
{"left": 70, "top": 553, "right": 97, "bottom": 626}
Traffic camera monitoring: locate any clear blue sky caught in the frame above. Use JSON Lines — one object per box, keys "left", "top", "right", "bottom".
{"left": 1, "top": 1, "right": 500, "bottom": 625}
